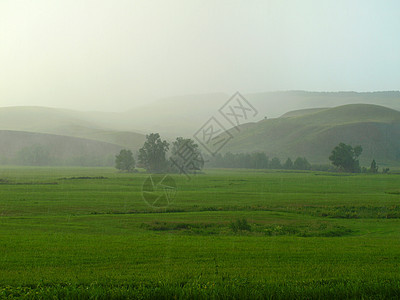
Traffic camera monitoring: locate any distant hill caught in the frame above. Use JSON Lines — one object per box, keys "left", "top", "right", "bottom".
{"left": 0, "top": 106, "right": 146, "bottom": 150}
{"left": 246, "top": 91, "right": 400, "bottom": 120}
{"left": 280, "top": 108, "right": 328, "bottom": 118}
{"left": 2, "top": 92, "right": 400, "bottom": 167}
{"left": 221, "top": 104, "right": 400, "bottom": 166}
{"left": 110, "top": 90, "right": 400, "bottom": 137}
{"left": 2, "top": 91, "right": 400, "bottom": 139}
{"left": 0, "top": 130, "right": 123, "bottom": 166}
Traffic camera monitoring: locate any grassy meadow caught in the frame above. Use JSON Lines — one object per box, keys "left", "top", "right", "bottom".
{"left": 0, "top": 166, "right": 400, "bottom": 299}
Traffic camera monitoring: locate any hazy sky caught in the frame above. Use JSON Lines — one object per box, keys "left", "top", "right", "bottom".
{"left": 1, "top": 0, "right": 399, "bottom": 111}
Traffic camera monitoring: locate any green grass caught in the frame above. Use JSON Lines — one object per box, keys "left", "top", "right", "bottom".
{"left": 0, "top": 166, "right": 400, "bottom": 298}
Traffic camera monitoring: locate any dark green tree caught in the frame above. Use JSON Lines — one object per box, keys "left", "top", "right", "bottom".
{"left": 250, "top": 152, "right": 269, "bottom": 169}
{"left": 293, "top": 157, "right": 311, "bottom": 170}
{"left": 138, "top": 133, "right": 169, "bottom": 173}
{"left": 16, "top": 144, "right": 51, "bottom": 166}
{"left": 237, "top": 153, "right": 251, "bottom": 168}
{"left": 283, "top": 157, "right": 293, "bottom": 169}
{"left": 115, "top": 149, "right": 135, "bottom": 172}
{"left": 223, "top": 152, "right": 236, "bottom": 168}
{"left": 170, "top": 137, "right": 203, "bottom": 173}
{"left": 269, "top": 157, "right": 282, "bottom": 169}
{"left": 329, "top": 143, "right": 363, "bottom": 173}
{"left": 369, "top": 159, "right": 378, "bottom": 173}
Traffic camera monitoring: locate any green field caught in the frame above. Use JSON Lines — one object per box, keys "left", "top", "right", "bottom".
{"left": 0, "top": 167, "right": 400, "bottom": 299}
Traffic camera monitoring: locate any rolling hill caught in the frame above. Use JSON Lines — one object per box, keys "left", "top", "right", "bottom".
{"left": 0, "top": 106, "right": 146, "bottom": 150}
{"left": 117, "top": 91, "right": 400, "bottom": 137}
{"left": 2, "top": 91, "right": 400, "bottom": 139}
{"left": 221, "top": 104, "right": 400, "bottom": 166}
{"left": 0, "top": 130, "right": 123, "bottom": 166}
{"left": 1, "top": 92, "right": 400, "bottom": 167}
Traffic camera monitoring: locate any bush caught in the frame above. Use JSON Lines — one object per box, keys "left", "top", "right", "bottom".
{"left": 230, "top": 218, "right": 251, "bottom": 233}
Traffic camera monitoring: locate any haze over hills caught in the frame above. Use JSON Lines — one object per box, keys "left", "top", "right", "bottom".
{"left": 0, "top": 106, "right": 146, "bottom": 166}
{"left": 2, "top": 91, "right": 400, "bottom": 138}
{"left": 122, "top": 91, "right": 400, "bottom": 137}
{"left": 222, "top": 104, "right": 400, "bottom": 166}
{"left": 0, "top": 106, "right": 146, "bottom": 150}
{"left": 0, "top": 130, "right": 123, "bottom": 166}
{"left": 1, "top": 91, "right": 400, "bottom": 167}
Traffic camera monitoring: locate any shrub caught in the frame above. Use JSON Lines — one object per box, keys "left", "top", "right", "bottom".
{"left": 230, "top": 218, "right": 251, "bottom": 233}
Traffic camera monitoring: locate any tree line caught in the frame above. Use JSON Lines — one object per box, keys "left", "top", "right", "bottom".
{"left": 207, "top": 153, "right": 312, "bottom": 170}
{"left": 0, "top": 133, "right": 385, "bottom": 174}
{"left": 115, "top": 133, "right": 312, "bottom": 172}
{"left": 116, "top": 134, "right": 389, "bottom": 174}
{"left": 115, "top": 133, "right": 203, "bottom": 173}
{"left": 2, "top": 144, "right": 115, "bottom": 167}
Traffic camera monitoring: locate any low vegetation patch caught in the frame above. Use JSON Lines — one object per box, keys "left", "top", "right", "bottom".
{"left": 294, "top": 205, "right": 400, "bottom": 219}
{"left": 141, "top": 221, "right": 224, "bottom": 235}
{"left": 385, "top": 190, "right": 400, "bottom": 195}
{"left": 58, "top": 176, "right": 109, "bottom": 180}
{"left": 141, "top": 219, "right": 354, "bottom": 237}
{"left": 230, "top": 218, "right": 252, "bottom": 233}
{"left": 0, "top": 179, "right": 58, "bottom": 185}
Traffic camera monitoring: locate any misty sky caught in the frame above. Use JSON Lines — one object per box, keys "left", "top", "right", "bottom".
{"left": 1, "top": 0, "right": 399, "bottom": 111}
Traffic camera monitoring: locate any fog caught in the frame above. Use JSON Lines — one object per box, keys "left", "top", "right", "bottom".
{"left": 1, "top": 0, "right": 399, "bottom": 112}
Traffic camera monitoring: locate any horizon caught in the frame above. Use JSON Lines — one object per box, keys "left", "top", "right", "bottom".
{"left": 1, "top": 89, "right": 400, "bottom": 113}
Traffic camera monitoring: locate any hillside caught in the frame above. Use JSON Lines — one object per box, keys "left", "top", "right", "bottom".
{"left": 0, "top": 106, "right": 146, "bottom": 150}
{"left": 221, "top": 104, "right": 400, "bottom": 166}
{"left": 2, "top": 91, "right": 400, "bottom": 139}
{"left": 0, "top": 130, "right": 123, "bottom": 166}
{"left": 280, "top": 108, "right": 328, "bottom": 118}
{"left": 2, "top": 94, "right": 400, "bottom": 167}
{"left": 123, "top": 91, "right": 400, "bottom": 137}
{"left": 246, "top": 91, "right": 400, "bottom": 120}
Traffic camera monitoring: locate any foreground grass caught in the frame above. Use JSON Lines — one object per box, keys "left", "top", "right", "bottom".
{"left": 0, "top": 167, "right": 400, "bottom": 298}
{"left": 1, "top": 279, "right": 400, "bottom": 299}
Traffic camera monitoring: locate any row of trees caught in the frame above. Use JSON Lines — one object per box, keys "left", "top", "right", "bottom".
{"left": 115, "top": 133, "right": 203, "bottom": 173}
{"left": 209, "top": 152, "right": 312, "bottom": 170}
{"left": 115, "top": 135, "right": 388, "bottom": 174}
{"left": 115, "top": 133, "right": 312, "bottom": 173}
{"left": 7, "top": 144, "right": 114, "bottom": 167}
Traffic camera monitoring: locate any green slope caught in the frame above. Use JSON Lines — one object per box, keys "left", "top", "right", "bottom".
{"left": 0, "top": 130, "right": 124, "bottom": 166}
{"left": 223, "top": 104, "right": 400, "bottom": 166}
{"left": 246, "top": 91, "right": 400, "bottom": 119}
{"left": 0, "top": 106, "right": 145, "bottom": 149}
{"left": 2, "top": 91, "right": 400, "bottom": 139}
{"left": 280, "top": 107, "right": 328, "bottom": 118}
{"left": 117, "top": 91, "right": 400, "bottom": 137}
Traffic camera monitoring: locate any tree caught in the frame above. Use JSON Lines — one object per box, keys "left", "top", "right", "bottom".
{"left": 115, "top": 149, "right": 135, "bottom": 172}
{"left": 138, "top": 133, "right": 169, "bottom": 173}
{"left": 369, "top": 159, "right": 378, "bottom": 173}
{"left": 223, "top": 152, "right": 236, "bottom": 168}
{"left": 250, "top": 152, "right": 269, "bottom": 169}
{"left": 283, "top": 158, "right": 293, "bottom": 169}
{"left": 170, "top": 137, "right": 203, "bottom": 173}
{"left": 269, "top": 157, "right": 282, "bottom": 169}
{"left": 16, "top": 144, "right": 51, "bottom": 166}
{"left": 293, "top": 157, "right": 311, "bottom": 170}
{"left": 329, "top": 143, "right": 363, "bottom": 173}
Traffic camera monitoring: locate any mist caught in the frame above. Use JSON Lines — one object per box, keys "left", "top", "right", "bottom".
{"left": 1, "top": 0, "right": 399, "bottom": 112}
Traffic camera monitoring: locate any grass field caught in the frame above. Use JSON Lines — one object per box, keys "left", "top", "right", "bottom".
{"left": 0, "top": 166, "right": 400, "bottom": 299}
